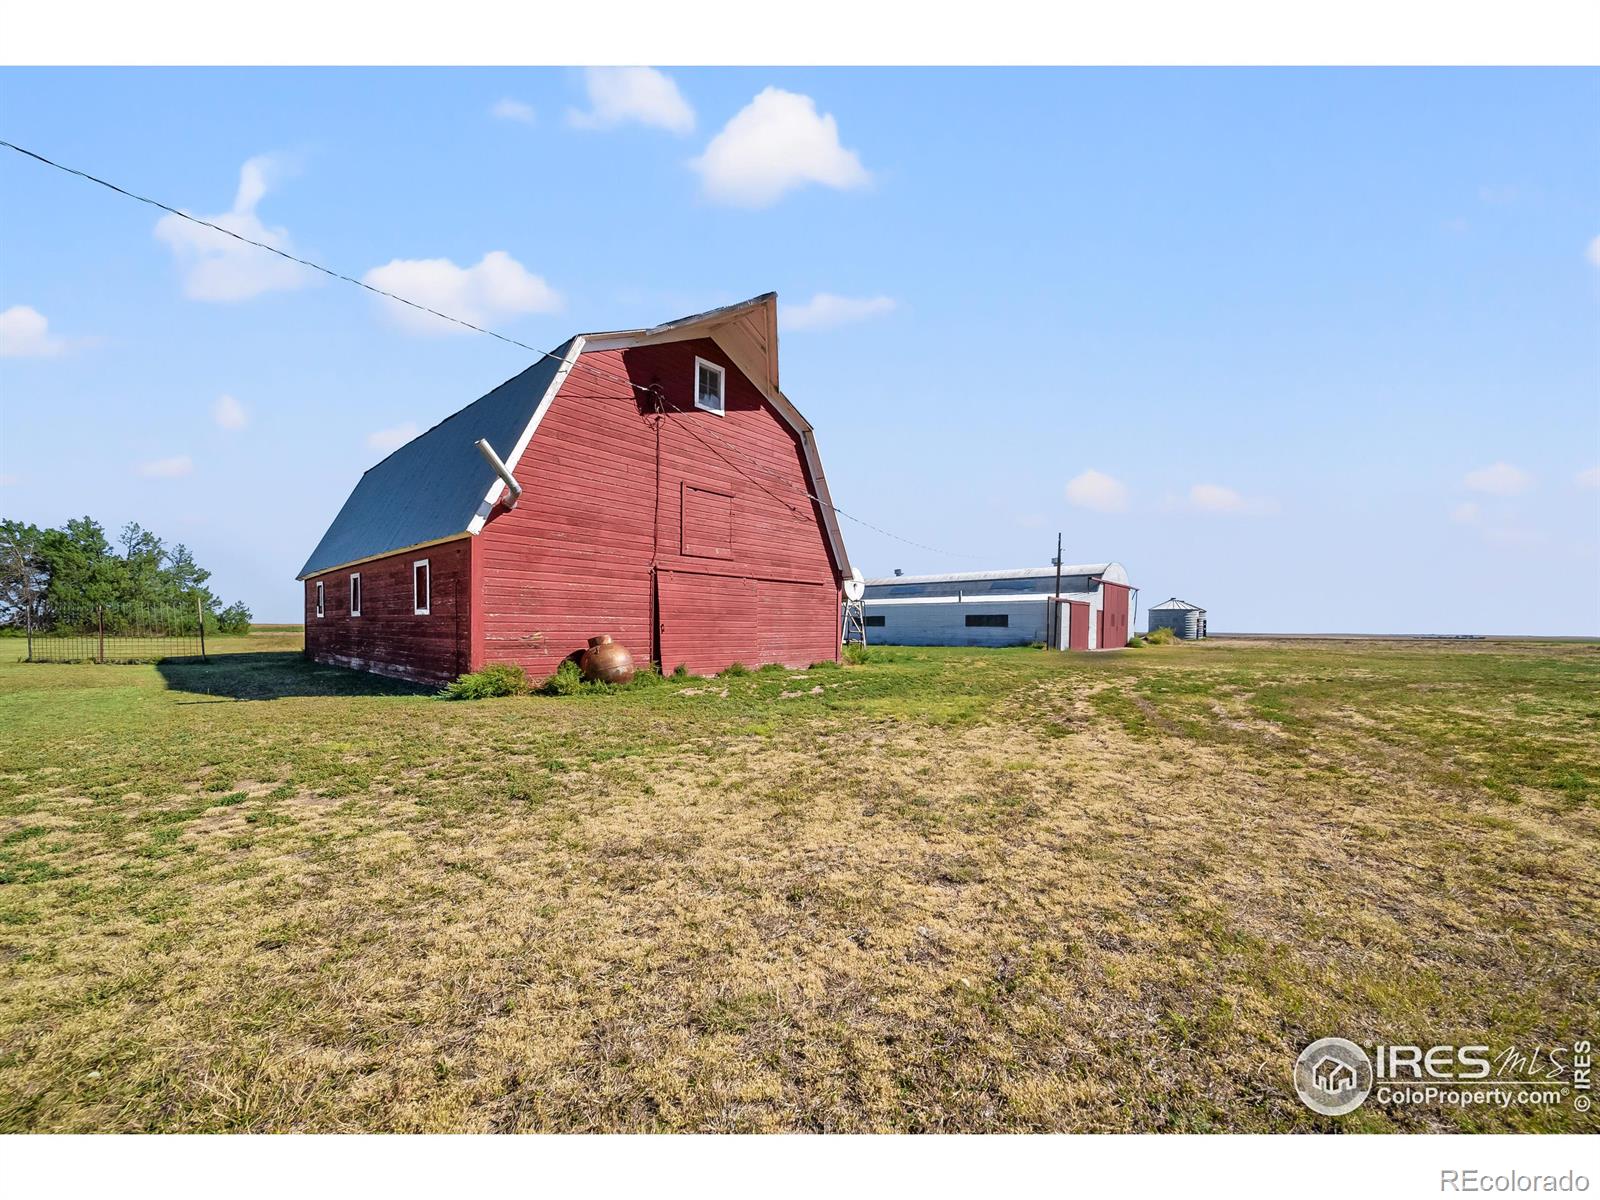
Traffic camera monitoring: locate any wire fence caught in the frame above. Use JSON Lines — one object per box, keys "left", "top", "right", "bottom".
{"left": 15, "top": 600, "right": 210, "bottom": 663}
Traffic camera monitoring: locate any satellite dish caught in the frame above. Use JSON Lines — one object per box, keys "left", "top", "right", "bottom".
{"left": 843, "top": 567, "right": 866, "bottom": 602}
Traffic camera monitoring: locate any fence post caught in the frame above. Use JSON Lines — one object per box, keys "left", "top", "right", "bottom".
{"left": 196, "top": 594, "right": 207, "bottom": 662}
{"left": 97, "top": 605, "right": 105, "bottom": 664}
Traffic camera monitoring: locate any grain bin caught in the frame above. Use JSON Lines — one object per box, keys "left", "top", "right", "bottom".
{"left": 1148, "top": 598, "right": 1207, "bottom": 639}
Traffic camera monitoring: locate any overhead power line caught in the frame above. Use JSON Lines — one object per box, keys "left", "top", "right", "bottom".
{"left": 0, "top": 138, "right": 548, "bottom": 355}
{"left": 0, "top": 137, "right": 983, "bottom": 561}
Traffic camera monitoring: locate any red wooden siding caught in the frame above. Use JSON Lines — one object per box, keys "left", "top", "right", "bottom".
{"left": 477, "top": 337, "right": 842, "bottom": 678}
{"left": 303, "top": 538, "right": 472, "bottom": 683}
{"left": 1097, "top": 581, "right": 1131, "bottom": 650}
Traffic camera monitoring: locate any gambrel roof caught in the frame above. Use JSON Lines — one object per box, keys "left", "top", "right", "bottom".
{"left": 298, "top": 295, "right": 849, "bottom": 579}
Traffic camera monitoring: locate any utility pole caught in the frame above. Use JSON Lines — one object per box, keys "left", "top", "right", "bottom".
{"left": 1052, "top": 531, "right": 1063, "bottom": 650}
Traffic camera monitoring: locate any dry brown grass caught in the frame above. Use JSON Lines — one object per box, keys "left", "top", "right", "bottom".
{"left": 0, "top": 634, "right": 1595, "bottom": 1131}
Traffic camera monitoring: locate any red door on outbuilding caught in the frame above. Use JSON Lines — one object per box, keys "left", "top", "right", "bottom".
{"left": 1067, "top": 600, "right": 1089, "bottom": 650}
{"left": 1097, "top": 582, "right": 1130, "bottom": 649}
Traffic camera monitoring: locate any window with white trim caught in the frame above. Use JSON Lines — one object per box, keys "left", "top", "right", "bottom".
{"left": 694, "top": 357, "right": 725, "bottom": 415}
{"left": 413, "top": 559, "right": 431, "bottom": 615}
{"left": 349, "top": 573, "right": 362, "bottom": 617}
{"left": 315, "top": 581, "right": 324, "bottom": 618}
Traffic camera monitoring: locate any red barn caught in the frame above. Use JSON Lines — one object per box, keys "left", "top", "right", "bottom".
{"left": 297, "top": 294, "right": 851, "bottom": 683}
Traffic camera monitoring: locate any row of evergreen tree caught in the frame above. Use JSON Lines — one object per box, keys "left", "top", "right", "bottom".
{"left": 0, "top": 516, "right": 252, "bottom": 634}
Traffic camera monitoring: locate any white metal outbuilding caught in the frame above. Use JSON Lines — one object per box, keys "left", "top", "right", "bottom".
{"left": 857, "top": 563, "right": 1135, "bottom": 650}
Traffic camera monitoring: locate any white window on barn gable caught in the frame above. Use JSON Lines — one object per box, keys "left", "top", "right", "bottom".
{"left": 350, "top": 573, "right": 362, "bottom": 617}
{"left": 413, "top": 559, "right": 431, "bottom": 615}
{"left": 315, "top": 581, "right": 324, "bottom": 618}
{"left": 694, "top": 357, "right": 725, "bottom": 415}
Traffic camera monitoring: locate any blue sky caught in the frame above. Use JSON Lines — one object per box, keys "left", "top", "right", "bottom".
{"left": 1, "top": 68, "right": 1596, "bottom": 632}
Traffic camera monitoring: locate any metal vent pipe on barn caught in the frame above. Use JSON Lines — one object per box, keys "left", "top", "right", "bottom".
{"left": 855, "top": 564, "right": 1134, "bottom": 650}
{"left": 1147, "top": 598, "right": 1207, "bottom": 639}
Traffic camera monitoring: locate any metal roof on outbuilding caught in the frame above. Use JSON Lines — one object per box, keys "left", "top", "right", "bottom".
{"left": 863, "top": 590, "right": 1100, "bottom": 606}
{"left": 862, "top": 564, "right": 1128, "bottom": 586}
{"left": 1148, "top": 597, "right": 1204, "bottom": 611}
{"left": 297, "top": 340, "right": 575, "bottom": 579}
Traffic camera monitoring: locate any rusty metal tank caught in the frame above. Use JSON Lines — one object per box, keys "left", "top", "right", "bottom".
{"left": 580, "top": 634, "right": 635, "bottom": 684}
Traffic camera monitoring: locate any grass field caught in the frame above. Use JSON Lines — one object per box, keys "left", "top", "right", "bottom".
{"left": 0, "top": 632, "right": 1595, "bottom": 1132}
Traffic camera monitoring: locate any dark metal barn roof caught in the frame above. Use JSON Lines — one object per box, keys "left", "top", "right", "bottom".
{"left": 297, "top": 340, "right": 575, "bottom": 579}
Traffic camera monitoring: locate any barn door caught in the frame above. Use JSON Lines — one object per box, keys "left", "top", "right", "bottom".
{"left": 757, "top": 579, "right": 836, "bottom": 668}
{"left": 657, "top": 570, "right": 756, "bottom": 676}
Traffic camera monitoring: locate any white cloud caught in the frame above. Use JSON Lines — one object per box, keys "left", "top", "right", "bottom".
{"left": 781, "top": 293, "right": 896, "bottom": 332}
{"left": 691, "top": 87, "right": 871, "bottom": 208}
{"left": 213, "top": 393, "right": 248, "bottom": 431}
{"left": 1577, "top": 465, "right": 1600, "bottom": 490}
{"left": 1183, "top": 482, "right": 1278, "bottom": 516}
{"left": 1587, "top": 235, "right": 1600, "bottom": 269}
{"left": 490, "top": 97, "right": 536, "bottom": 124}
{"left": 138, "top": 455, "right": 193, "bottom": 479}
{"left": 1064, "top": 469, "right": 1129, "bottom": 514}
{"left": 1451, "top": 500, "right": 1545, "bottom": 546}
{"left": 1188, "top": 483, "right": 1247, "bottom": 513}
{"left": 153, "top": 155, "right": 313, "bottom": 302}
{"left": 367, "top": 422, "right": 420, "bottom": 452}
{"left": 1481, "top": 524, "right": 1547, "bottom": 548}
{"left": 567, "top": 67, "right": 694, "bottom": 134}
{"left": 0, "top": 305, "right": 67, "bottom": 357}
{"left": 1464, "top": 461, "right": 1532, "bottom": 496}
{"left": 361, "top": 251, "right": 562, "bottom": 334}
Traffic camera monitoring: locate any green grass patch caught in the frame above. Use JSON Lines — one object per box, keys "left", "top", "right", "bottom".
{"left": 0, "top": 631, "right": 1595, "bottom": 1132}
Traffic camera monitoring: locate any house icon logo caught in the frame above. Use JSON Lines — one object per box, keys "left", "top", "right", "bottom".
{"left": 1295, "top": 1037, "right": 1373, "bottom": 1116}
{"left": 1312, "top": 1055, "right": 1357, "bottom": 1093}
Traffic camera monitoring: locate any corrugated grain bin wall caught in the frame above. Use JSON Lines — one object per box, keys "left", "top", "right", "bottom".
{"left": 1148, "top": 600, "right": 1205, "bottom": 639}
